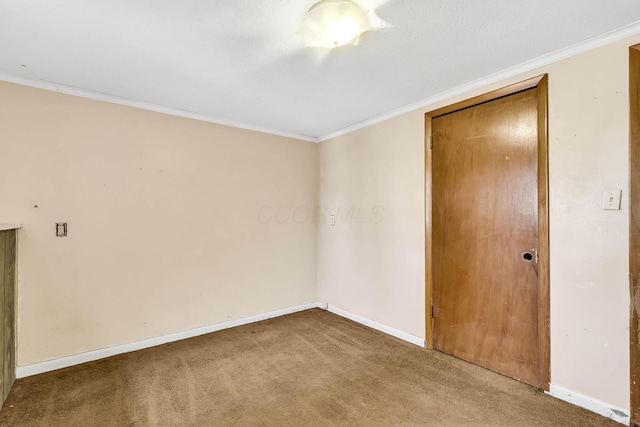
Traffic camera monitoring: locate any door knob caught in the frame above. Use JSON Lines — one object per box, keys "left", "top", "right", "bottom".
{"left": 522, "top": 252, "right": 534, "bottom": 262}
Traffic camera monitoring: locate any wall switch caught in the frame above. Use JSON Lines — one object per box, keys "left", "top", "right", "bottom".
{"left": 330, "top": 215, "right": 336, "bottom": 226}
{"left": 602, "top": 189, "right": 622, "bottom": 210}
{"left": 56, "top": 222, "right": 67, "bottom": 237}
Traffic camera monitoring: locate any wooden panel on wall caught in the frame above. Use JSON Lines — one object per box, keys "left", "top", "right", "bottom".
{"left": 630, "top": 45, "right": 640, "bottom": 427}
{"left": 0, "top": 229, "right": 16, "bottom": 409}
{"left": 2, "top": 230, "right": 16, "bottom": 403}
{"left": 0, "top": 231, "right": 5, "bottom": 405}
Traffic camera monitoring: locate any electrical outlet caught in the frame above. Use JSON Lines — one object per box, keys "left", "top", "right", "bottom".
{"left": 56, "top": 222, "right": 67, "bottom": 237}
{"left": 602, "top": 189, "right": 622, "bottom": 210}
{"left": 330, "top": 215, "right": 336, "bottom": 226}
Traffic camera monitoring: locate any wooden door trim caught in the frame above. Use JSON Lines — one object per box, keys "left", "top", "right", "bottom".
{"left": 424, "top": 74, "right": 550, "bottom": 390}
{"left": 427, "top": 76, "right": 545, "bottom": 119}
{"left": 629, "top": 44, "right": 640, "bottom": 427}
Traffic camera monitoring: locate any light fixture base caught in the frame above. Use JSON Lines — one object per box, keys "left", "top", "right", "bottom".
{"left": 300, "top": 0, "right": 371, "bottom": 49}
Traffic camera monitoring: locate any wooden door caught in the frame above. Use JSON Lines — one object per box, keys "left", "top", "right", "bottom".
{"left": 432, "top": 88, "right": 540, "bottom": 387}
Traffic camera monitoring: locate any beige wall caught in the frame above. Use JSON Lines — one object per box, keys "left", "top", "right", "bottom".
{"left": 0, "top": 31, "right": 635, "bottom": 412}
{"left": 317, "top": 111, "right": 426, "bottom": 338}
{"left": 0, "top": 82, "right": 318, "bottom": 366}
{"left": 318, "top": 35, "right": 638, "bottom": 410}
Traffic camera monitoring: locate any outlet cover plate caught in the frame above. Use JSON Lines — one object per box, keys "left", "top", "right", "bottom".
{"left": 56, "top": 222, "right": 67, "bottom": 237}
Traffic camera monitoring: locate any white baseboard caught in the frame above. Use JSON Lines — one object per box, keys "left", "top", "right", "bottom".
{"left": 16, "top": 301, "right": 323, "bottom": 378}
{"left": 15, "top": 304, "right": 631, "bottom": 427}
{"left": 548, "top": 384, "right": 630, "bottom": 425}
{"left": 325, "top": 304, "right": 426, "bottom": 347}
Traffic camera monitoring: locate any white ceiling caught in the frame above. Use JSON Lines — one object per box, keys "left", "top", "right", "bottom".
{"left": 2, "top": 1, "right": 640, "bottom": 141}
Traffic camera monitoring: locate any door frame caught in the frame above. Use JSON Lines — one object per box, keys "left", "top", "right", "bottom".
{"left": 424, "top": 75, "right": 550, "bottom": 390}
{"left": 629, "top": 45, "right": 640, "bottom": 427}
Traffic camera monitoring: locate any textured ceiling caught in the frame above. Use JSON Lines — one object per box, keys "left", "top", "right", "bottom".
{"left": 2, "top": 0, "right": 640, "bottom": 140}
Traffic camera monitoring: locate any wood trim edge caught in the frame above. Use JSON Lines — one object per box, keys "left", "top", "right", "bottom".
{"left": 629, "top": 44, "right": 640, "bottom": 427}
{"left": 536, "top": 75, "right": 551, "bottom": 391}
{"left": 426, "top": 75, "right": 545, "bottom": 119}
{"left": 425, "top": 113, "right": 433, "bottom": 349}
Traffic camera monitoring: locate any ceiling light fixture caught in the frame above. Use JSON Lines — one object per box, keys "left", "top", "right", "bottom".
{"left": 300, "top": 0, "right": 371, "bottom": 48}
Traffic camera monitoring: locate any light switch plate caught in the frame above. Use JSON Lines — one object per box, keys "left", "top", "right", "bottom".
{"left": 602, "top": 189, "right": 622, "bottom": 210}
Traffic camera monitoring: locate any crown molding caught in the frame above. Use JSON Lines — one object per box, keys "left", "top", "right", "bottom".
{"left": 3, "top": 20, "right": 640, "bottom": 144}
{"left": 0, "top": 73, "right": 320, "bottom": 143}
{"left": 317, "top": 20, "right": 640, "bottom": 142}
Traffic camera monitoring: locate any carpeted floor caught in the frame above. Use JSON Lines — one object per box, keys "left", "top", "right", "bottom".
{"left": 0, "top": 309, "right": 619, "bottom": 426}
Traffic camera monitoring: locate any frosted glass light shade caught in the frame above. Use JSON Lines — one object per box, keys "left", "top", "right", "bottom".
{"left": 300, "top": 0, "right": 371, "bottom": 48}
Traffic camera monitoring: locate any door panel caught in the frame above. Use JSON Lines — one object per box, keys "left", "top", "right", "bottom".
{"left": 432, "top": 89, "right": 540, "bottom": 386}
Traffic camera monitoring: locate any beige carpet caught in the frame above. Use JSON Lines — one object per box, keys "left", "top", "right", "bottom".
{"left": 0, "top": 309, "right": 619, "bottom": 426}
